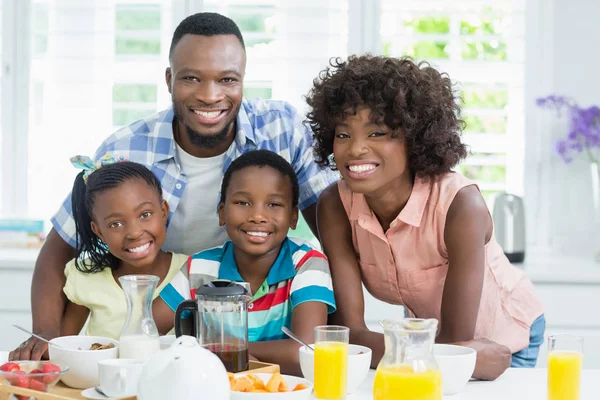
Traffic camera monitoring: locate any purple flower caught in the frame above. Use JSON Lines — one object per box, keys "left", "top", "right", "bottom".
{"left": 537, "top": 95, "right": 600, "bottom": 164}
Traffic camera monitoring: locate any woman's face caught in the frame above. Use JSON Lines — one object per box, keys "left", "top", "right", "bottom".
{"left": 333, "top": 106, "right": 410, "bottom": 195}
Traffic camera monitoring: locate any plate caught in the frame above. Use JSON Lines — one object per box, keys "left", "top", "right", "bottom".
{"left": 81, "top": 387, "right": 117, "bottom": 400}
{"left": 230, "top": 373, "right": 313, "bottom": 400}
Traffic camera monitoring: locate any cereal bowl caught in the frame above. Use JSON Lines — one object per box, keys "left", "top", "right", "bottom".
{"left": 230, "top": 373, "right": 312, "bottom": 400}
{"left": 48, "top": 335, "right": 118, "bottom": 389}
{"left": 299, "top": 344, "right": 372, "bottom": 394}
{"left": 433, "top": 343, "right": 477, "bottom": 395}
{"left": 0, "top": 360, "right": 69, "bottom": 396}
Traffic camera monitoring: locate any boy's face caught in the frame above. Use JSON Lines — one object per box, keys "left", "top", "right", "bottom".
{"left": 218, "top": 166, "right": 298, "bottom": 259}
{"left": 90, "top": 179, "right": 169, "bottom": 268}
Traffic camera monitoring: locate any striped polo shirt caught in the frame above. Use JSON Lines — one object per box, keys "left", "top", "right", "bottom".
{"left": 160, "top": 237, "right": 336, "bottom": 342}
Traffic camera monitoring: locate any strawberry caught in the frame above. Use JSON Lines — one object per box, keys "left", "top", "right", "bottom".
{"left": 41, "top": 363, "right": 62, "bottom": 384}
{"left": 10, "top": 371, "right": 30, "bottom": 388}
{"left": 0, "top": 362, "right": 20, "bottom": 372}
{"left": 29, "top": 378, "right": 47, "bottom": 392}
{"left": 15, "top": 395, "right": 29, "bottom": 400}
{"left": 29, "top": 368, "right": 44, "bottom": 383}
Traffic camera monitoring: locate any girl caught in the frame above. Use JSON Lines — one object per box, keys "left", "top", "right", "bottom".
{"left": 60, "top": 155, "right": 188, "bottom": 339}
{"left": 306, "top": 56, "right": 545, "bottom": 380}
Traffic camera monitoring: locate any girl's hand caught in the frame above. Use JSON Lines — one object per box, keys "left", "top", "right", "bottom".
{"left": 455, "top": 338, "right": 511, "bottom": 381}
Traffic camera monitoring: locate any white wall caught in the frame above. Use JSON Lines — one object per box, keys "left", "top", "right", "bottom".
{"left": 525, "top": 0, "right": 600, "bottom": 258}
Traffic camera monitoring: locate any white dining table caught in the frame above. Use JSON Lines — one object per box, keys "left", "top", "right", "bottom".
{"left": 342, "top": 368, "right": 599, "bottom": 399}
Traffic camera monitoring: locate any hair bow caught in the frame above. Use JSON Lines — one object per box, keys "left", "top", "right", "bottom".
{"left": 70, "top": 154, "right": 128, "bottom": 183}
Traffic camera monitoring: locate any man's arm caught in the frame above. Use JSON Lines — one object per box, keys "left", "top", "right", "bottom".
{"left": 10, "top": 229, "right": 75, "bottom": 360}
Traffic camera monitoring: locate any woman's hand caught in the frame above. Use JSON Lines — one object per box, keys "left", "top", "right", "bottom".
{"left": 455, "top": 338, "right": 512, "bottom": 381}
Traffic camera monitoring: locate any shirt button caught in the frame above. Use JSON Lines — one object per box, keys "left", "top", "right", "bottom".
{"left": 175, "top": 183, "right": 182, "bottom": 190}
{"left": 390, "top": 220, "right": 398, "bottom": 228}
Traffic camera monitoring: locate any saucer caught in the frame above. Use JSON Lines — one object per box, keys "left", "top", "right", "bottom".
{"left": 81, "top": 387, "right": 117, "bottom": 400}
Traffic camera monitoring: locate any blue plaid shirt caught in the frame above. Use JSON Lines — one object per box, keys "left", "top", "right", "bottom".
{"left": 52, "top": 98, "right": 338, "bottom": 248}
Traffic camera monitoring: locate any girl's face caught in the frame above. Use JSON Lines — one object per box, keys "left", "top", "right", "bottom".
{"left": 218, "top": 166, "right": 298, "bottom": 259}
{"left": 333, "top": 106, "right": 410, "bottom": 195}
{"left": 90, "top": 179, "right": 169, "bottom": 268}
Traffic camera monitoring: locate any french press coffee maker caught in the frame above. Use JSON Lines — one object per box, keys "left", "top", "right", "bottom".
{"left": 175, "top": 280, "right": 251, "bottom": 372}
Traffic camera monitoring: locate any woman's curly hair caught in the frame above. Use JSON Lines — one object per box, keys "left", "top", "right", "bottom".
{"left": 305, "top": 55, "right": 468, "bottom": 179}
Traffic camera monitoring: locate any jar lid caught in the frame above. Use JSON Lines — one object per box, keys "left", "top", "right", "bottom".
{"left": 195, "top": 280, "right": 249, "bottom": 297}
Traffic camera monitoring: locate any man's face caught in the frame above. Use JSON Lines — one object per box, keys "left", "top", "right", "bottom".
{"left": 166, "top": 34, "right": 246, "bottom": 150}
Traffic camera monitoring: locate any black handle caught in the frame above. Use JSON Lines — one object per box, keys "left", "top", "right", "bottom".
{"left": 174, "top": 300, "right": 197, "bottom": 338}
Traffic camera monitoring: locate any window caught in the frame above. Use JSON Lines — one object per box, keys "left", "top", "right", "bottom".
{"left": 203, "top": 0, "right": 349, "bottom": 112}
{"left": 0, "top": 2, "right": 3, "bottom": 213}
{"left": 5, "top": 0, "right": 524, "bottom": 234}
{"left": 381, "top": 0, "right": 525, "bottom": 201}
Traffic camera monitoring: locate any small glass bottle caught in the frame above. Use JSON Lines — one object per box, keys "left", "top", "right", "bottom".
{"left": 118, "top": 274, "right": 160, "bottom": 361}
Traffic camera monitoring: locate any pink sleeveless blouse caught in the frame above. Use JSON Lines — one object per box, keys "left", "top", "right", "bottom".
{"left": 338, "top": 172, "right": 544, "bottom": 352}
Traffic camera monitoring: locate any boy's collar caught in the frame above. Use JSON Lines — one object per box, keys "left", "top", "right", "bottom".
{"left": 218, "top": 238, "right": 296, "bottom": 285}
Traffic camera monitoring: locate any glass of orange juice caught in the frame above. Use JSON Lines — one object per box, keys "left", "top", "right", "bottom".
{"left": 548, "top": 334, "right": 583, "bottom": 400}
{"left": 313, "top": 325, "right": 349, "bottom": 400}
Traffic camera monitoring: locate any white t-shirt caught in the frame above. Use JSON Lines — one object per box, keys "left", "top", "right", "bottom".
{"left": 162, "top": 143, "right": 229, "bottom": 255}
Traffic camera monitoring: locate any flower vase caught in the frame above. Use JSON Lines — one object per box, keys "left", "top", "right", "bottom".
{"left": 592, "top": 162, "right": 600, "bottom": 262}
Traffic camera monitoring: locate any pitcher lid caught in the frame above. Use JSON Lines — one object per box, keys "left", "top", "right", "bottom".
{"left": 195, "top": 280, "right": 249, "bottom": 297}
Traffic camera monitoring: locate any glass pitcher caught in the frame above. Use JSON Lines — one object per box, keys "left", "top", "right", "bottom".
{"left": 118, "top": 274, "right": 161, "bottom": 361}
{"left": 373, "top": 318, "right": 442, "bottom": 400}
{"left": 174, "top": 280, "right": 251, "bottom": 372}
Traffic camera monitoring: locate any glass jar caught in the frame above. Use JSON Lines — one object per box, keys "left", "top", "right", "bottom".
{"left": 373, "top": 318, "right": 442, "bottom": 400}
{"left": 118, "top": 275, "right": 160, "bottom": 361}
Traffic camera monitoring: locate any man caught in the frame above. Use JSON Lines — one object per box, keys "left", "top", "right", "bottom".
{"left": 11, "top": 12, "right": 337, "bottom": 360}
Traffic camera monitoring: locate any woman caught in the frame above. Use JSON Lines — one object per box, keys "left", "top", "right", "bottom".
{"left": 306, "top": 55, "right": 545, "bottom": 380}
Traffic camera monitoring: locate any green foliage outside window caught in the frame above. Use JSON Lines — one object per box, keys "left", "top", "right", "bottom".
{"left": 405, "top": 41, "right": 449, "bottom": 59}
{"left": 460, "top": 11, "right": 506, "bottom": 35}
{"left": 230, "top": 10, "right": 275, "bottom": 33}
{"left": 115, "top": 38, "right": 161, "bottom": 55}
{"left": 404, "top": 16, "right": 450, "bottom": 33}
{"left": 113, "top": 84, "right": 157, "bottom": 103}
{"left": 458, "top": 165, "right": 506, "bottom": 183}
{"left": 115, "top": 7, "right": 161, "bottom": 31}
{"left": 463, "top": 115, "right": 506, "bottom": 134}
{"left": 244, "top": 87, "right": 272, "bottom": 99}
{"left": 115, "top": 5, "right": 161, "bottom": 55}
{"left": 462, "top": 88, "right": 508, "bottom": 109}
{"left": 461, "top": 41, "right": 507, "bottom": 61}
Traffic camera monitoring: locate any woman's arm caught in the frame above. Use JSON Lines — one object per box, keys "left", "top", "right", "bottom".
{"left": 60, "top": 302, "right": 90, "bottom": 336}
{"left": 438, "top": 185, "right": 489, "bottom": 343}
{"left": 441, "top": 185, "right": 511, "bottom": 379}
{"left": 317, "top": 184, "right": 385, "bottom": 368}
{"left": 248, "top": 302, "right": 327, "bottom": 376}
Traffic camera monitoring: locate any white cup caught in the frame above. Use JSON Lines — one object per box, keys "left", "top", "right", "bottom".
{"left": 98, "top": 358, "right": 145, "bottom": 397}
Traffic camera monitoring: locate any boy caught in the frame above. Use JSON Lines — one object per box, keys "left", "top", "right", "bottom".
{"left": 156, "top": 150, "right": 335, "bottom": 375}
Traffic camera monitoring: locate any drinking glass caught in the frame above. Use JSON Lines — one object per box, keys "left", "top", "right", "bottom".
{"left": 314, "top": 325, "right": 349, "bottom": 400}
{"left": 547, "top": 334, "right": 583, "bottom": 400}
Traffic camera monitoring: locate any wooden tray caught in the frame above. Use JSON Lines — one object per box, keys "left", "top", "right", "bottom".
{"left": 240, "top": 360, "right": 279, "bottom": 375}
{"left": 0, "top": 382, "right": 135, "bottom": 400}
{"left": 0, "top": 361, "right": 279, "bottom": 400}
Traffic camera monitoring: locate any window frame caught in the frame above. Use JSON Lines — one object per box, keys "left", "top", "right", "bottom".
{"left": 1, "top": 0, "right": 30, "bottom": 216}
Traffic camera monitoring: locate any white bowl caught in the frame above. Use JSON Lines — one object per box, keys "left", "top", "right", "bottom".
{"left": 433, "top": 344, "right": 476, "bottom": 395}
{"left": 231, "top": 373, "right": 312, "bottom": 400}
{"left": 298, "top": 344, "right": 372, "bottom": 394}
{"left": 49, "top": 335, "right": 119, "bottom": 389}
{"left": 159, "top": 335, "right": 176, "bottom": 350}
